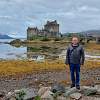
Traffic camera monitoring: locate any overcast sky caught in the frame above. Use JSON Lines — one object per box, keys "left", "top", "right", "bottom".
{"left": 0, "top": 0, "right": 100, "bottom": 38}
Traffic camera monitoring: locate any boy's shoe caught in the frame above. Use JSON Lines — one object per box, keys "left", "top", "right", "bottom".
{"left": 76, "top": 85, "right": 80, "bottom": 90}
{"left": 70, "top": 84, "right": 75, "bottom": 88}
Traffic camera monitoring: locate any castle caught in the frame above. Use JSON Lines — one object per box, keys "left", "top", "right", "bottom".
{"left": 27, "top": 20, "right": 61, "bottom": 40}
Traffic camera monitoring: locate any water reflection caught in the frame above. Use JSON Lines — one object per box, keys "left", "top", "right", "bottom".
{"left": 27, "top": 46, "right": 60, "bottom": 61}
{"left": 0, "top": 39, "right": 100, "bottom": 61}
{"left": 0, "top": 43, "right": 26, "bottom": 60}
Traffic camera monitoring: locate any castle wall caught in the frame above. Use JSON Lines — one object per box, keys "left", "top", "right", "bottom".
{"left": 27, "top": 27, "right": 38, "bottom": 40}
{"left": 44, "top": 24, "right": 59, "bottom": 33}
{"left": 27, "top": 20, "right": 60, "bottom": 40}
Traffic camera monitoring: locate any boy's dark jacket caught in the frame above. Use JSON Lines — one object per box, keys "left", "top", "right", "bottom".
{"left": 65, "top": 44, "right": 85, "bottom": 65}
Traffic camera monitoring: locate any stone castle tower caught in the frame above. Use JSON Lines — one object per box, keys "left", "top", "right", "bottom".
{"left": 44, "top": 20, "right": 59, "bottom": 33}
{"left": 27, "top": 20, "right": 60, "bottom": 40}
{"left": 27, "top": 27, "right": 38, "bottom": 40}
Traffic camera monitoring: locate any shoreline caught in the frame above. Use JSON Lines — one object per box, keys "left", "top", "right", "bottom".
{"left": 0, "top": 67, "right": 100, "bottom": 93}
{"left": 0, "top": 40, "right": 100, "bottom": 95}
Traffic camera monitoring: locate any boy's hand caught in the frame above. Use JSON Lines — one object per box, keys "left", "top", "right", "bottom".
{"left": 81, "top": 64, "right": 84, "bottom": 67}
{"left": 64, "top": 65, "right": 67, "bottom": 68}
{"left": 81, "top": 62, "right": 84, "bottom": 65}
{"left": 64, "top": 64, "right": 68, "bottom": 68}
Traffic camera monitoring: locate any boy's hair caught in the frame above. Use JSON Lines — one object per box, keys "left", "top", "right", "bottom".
{"left": 71, "top": 35, "right": 80, "bottom": 41}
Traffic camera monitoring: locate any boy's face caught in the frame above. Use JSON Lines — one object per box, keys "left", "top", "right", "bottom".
{"left": 72, "top": 37, "right": 79, "bottom": 45}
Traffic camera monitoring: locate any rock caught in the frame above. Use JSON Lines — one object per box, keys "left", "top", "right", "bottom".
{"left": 9, "top": 97, "right": 16, "bottom": 100}
{"left": 41, "top": 90, "right": 54, "bottom": 100}
{"left": 0, "top": 92, "right": 6, "bottom": 100}
{"left": 65, "top": 87, "right": 70, "bottom": 90}
{"left": 38, "top": 86, "right": 51, "bottom": 97}
{"left": 10, "top": 39, "right": 22, "bottom": 44}
{"left": 0, "top": 92, "right": 5, "bottom": 98}
{"left": 6, "top": 91, "right": 15, "bottom": 99}
{"left": 81, "top": 86, "right": 97, "bottom": 96}
{"left": 82, "top": 96, "right": 100, "bottom": 100}
{"left": 57, "top": 96, "right": 67, "bottom": 100}
{"left": 51, "top": 83, "right": 65, "bottom": 94}
{"left": 63, "top": 87, "right": 78, "bottom": 97}
{"left": 22, "top": 88, "right": 37, "bottom": 100}
{"left": 70, "top": 93, "right": 82, "bottom": 100}
{"left": 10, "top": 39, "right": 22, "bottom": 47}
{"left": 6, "top": 88, "right": 36, "bottom": 100}
{"left": 95, "top": 85, "right": 100, "bottom": 95}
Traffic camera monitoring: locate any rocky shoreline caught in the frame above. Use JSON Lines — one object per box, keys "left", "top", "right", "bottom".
{"left": 0, "top": 68, "right": 100, "bottom": 99}
{"left": 0, "top": 82, "right": 100, "bottom": 100}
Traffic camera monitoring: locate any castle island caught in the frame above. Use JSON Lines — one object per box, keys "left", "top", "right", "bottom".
{"left": 27, "top": 20, "right": 61, "bottom": 40}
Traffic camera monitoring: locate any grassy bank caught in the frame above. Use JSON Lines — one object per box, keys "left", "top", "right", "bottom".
{"left": 0, "top": 59, "right": 99, "bottom": 76}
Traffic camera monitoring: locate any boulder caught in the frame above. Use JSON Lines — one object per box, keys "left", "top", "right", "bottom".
{"left": 9, "top": 97, "right": 16, "bottom": 100}
{"left": 6, "top": 91, "right": 15, "bottom": 99}
{"left": 6, "top": 88, "right": 36, "bottom": 100}
{"left": 81, "top": 86, "right": 97, "bottom": 96}
{"left": 0, "top": 92, "right": 5, "bottom": 98}
{"left": 70, "top": 93, "right": 82, "bottom": 100}
{"left": 63, "top": 87, "right": 78, "bottom": 97}
{"left": 51, "top": 83, "right": 65, "bottom": 94}
{"left": 95, "top": 85, "right": 100, "bottom": 95}
{"left": 38, "top": 86, "right": 51, "bottom": 97}
{"left": 82, "top": 96, "right": 100, "bottom": 100}
{"left": 22, "top": 88, "right": 36, "bottom": 100}
{"left": 57, "top": 96, "right": 67, "bottom": 100}
{"left": 41, "top": 90, "right": 54, "bottom": 100}
{"left": 0, "top": 92, "right": 6, "bottom": 100}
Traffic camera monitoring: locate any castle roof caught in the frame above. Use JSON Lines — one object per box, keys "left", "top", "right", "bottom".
{"left": 27, "top": 27, "right": 38, "bottom": 30}
{"left": 45, "top": 20, "right": 59, "bottom": 26}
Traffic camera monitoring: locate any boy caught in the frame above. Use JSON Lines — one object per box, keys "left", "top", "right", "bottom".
{"left": 65, "top": 36, "right": 85, "bottom": 89}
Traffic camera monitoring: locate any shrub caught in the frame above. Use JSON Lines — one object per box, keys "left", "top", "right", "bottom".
{"left": 54, "top": 37, "right": 61, "bottom": 41}
{"left": 41, "top": 37, "right": 50, "bottom": 41}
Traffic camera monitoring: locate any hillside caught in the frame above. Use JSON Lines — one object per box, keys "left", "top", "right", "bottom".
{"left": 0, "top": 34, "right": 13, "bottom": 39}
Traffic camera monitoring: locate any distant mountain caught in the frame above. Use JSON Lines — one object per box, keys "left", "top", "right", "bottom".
{"left": 0, "top": 34, "right": 13, "bottom": 39}
{"left": 63, "top": 30, "right": 100, "bottom": 38}
{"left": 80, "top": 30, "right": 100, "bottom": 36}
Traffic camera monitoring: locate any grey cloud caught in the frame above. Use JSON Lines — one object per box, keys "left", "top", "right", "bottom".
{"left": 0, "top": 0, "right": 100, "bottom": 37}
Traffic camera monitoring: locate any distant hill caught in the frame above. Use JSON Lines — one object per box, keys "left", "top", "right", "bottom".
{"left": 80, "top": 30, "right": 100, "bottom": 36}
{"left": 0, "top": 34, "right": 13, "bottom": 39}
{"left": 63, "top": 30, "right": 100, "bottom": 37}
